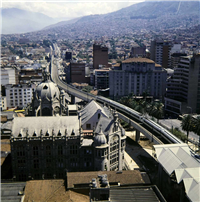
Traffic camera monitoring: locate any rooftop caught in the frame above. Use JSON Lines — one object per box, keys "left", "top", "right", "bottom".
{"left": 122, "top": 57, "right": 155, "bottom": 64}
{"left": 67, "top": 170, "right": 150, "bottom": 188}
{"left": 12, "top": 116, "right": 79, "bottom": 138}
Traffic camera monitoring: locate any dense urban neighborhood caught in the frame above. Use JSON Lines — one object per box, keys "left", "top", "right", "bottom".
{"left": 1, "top": 1, "right": 200, "bottom": 202}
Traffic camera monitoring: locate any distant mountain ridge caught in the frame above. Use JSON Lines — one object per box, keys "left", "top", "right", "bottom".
{"left": 1, "top": 8, "right": 59, "bottom": 34}
{"left": 2, "top": 1, "right": 200, "bottom": 36}
{"left": 40, "top": 1, "right": 199, "bottom": 39}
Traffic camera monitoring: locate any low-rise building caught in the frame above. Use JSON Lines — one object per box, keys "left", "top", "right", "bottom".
{"left": 10, "top": 100, "right": 126, "bottom": 181}
{"left": 1, "top": 67, "right": 19, "bottom": 86}
{"left": 5, "top": 83, "right": 36, "bottom": 109}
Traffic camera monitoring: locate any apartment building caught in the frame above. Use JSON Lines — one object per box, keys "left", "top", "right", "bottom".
{"left": 150, "top": 40, "right": 172, "bottom": 68}
{"left": 130, "top": 45, "right": 146, "bottom": 58}
{"left": 0, "top": 96, "right": 7, "bottom": 111}
{"left": 1, "top": 67, "right": 19, "bottom": 86}
{"left": 165, "top": 53, "right": 200, "bottom": 115}
{"left": 109, "top": 58, "right": 167, "bottom": 99}
{"left": 94, "top": 69, "right": 109, "bottom": 89}
{"left": 70, "top": 62, "right": 87, "bottom": 83}
{"left": 170, "top": 53, "right": 187, "bottom": 69}
{"left": 93, "top": 43, "right": 108, "bottom": 69}
{"left": 5, "top": 84, "right": 36, "bottom": 109}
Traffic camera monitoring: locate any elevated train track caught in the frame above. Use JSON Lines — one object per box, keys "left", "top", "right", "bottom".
{"left": 50, "top": 56, "right": 182, "bottom": 145}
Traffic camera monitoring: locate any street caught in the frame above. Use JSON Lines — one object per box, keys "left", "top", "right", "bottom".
{"left": 159, "top": 119, "right": 199, "bottom": 142}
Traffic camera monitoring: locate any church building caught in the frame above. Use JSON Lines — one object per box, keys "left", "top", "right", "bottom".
{"left": 10, "top": 74, "right": 126, "bottom": 181}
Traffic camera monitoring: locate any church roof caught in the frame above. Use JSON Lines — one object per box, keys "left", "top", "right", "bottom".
{"left": 94, "top": 127, "right": 107, "bottom": 146}
{"left": 12, "top": 116, "right": 79, "bottom": 138}
{"left": 79, "top": 100, "right": 109, "bottom": 125}
{"left": 36, "top": 79, "right": 60, "bottom": 100}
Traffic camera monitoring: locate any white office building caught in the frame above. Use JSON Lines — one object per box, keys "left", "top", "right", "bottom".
{"left": 5, "top": 84, "right": 36, "bottom": 109}
{"left": 1, "top": 68, "right": 18, "bottom": 86}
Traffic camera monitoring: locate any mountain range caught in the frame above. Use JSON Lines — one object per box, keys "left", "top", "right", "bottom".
{"left": 1, "top": 8, "right": 64, "bottom": 34}
{"left": 1, "top": 1, "right": 200, "bottom": 36}
{"left": 40, "top": 1, "right": 200, "bottom": 39}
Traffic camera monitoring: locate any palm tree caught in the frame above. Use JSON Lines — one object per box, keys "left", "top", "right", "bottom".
{"left": 151, "top": 102, "right": 164, "bottom": 123}
{"left": 181, "top": 114, "right": 192, "bottom": 142}
{"left": 147, "top": 101, "right": 156, "bottom": 118}
{"left": 119, "top": 93, "right": 134, "bottom": 108}
{"left": 192, "top": 116, "right": 200, "bottom": 144}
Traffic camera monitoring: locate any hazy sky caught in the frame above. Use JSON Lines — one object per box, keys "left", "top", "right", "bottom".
{"left": 2, "top": 1, "right": 145, "bottom": 19}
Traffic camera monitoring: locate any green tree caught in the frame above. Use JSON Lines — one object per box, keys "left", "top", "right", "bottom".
{"left": 181, "top": 114, "right": 192, "bottom": 142}
{"left": 119, "top": 93, "right": 134, "bottom": 108}
{"left": 192, "top": 116, "right": 200, "bottom": 143}
{"left": 151, "top": 102, "right": 164, "bottom": 123}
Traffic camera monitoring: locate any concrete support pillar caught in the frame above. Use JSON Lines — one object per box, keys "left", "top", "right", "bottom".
{"left": 39, "top": 99, "right": 42, "bottom": 116}
{"left": 118, "top": 137, "right": 122, "bottom": 170}
{"left": 71, "top": 95, "right": 75, "bottom": 104}
{"left": 135, "top": 130, "right": 140, "bottom": 142}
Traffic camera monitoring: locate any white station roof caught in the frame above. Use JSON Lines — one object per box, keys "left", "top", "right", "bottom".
{"left": 154, "top": 144, "right": 199, "bottom": 175}
{"left": 154, "top": 144, "right": 200, "bottom": 202}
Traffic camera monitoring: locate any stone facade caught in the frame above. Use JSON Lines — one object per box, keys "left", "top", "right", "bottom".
{"left": 28, "top": 72, "right": 67, "bottom": 116}
{"left": 11, "top": 100, "right": 126, "bottom": 181}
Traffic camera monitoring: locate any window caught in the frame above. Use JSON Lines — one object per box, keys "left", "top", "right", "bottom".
{"left": 70, "top": 145, "right": 78, "bottom": 155}
{"left": 58, "top": 158, "right": 63, "bottom": 168}
{"left": 70, "top": 158, "right": 78, "bottom": 167}
{"left": 18, "top": 159, "right": 26, "bottom": 168}
{"left": 46, "top": 158, "right": 51, "bottom": 168}
{"left": 17, "top": 146, "right": 25, "bottom": 157}
{"left": 86, "top": 124, "right": 91, "bottom": 129}
{"left": 46, "top": 145, "right": 51, "bottom": 156}
{"left": 34, "top": 159, "right": 39, "bottom": 169}
{"left": 84, "top": 158, "right": 91, "bottom": 167}
{"left": 33, "top": 146, "right": 38, "bottom": 156}
{"left": 58, "top": 145, "right": 63, "bottom": 155}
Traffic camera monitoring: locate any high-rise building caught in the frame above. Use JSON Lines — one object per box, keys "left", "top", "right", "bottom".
{"left": 164, "top": 54, "right": 200, "bottom": 115}
{"left": 130, "top": 45, "right": 146, "bottom": 58}
{"left": 94, "top": 69, "right": 109, "bottom": 89}
{"left": 109, "top": 58, "right": 167, "bottom": 100}
{"left": 70, "top": 62, "right": 87, "bottom": 83}
{"left": 93, "top": 44, "right": 108, "bottom": 69}
{"left": 170, "top": 53, "right": 187, "bottom": 69}
{"left": 150, "top": 40, "right": 172, "bottom": 69}
{"left": 65, "top": 51, "right": 72, "bottom": 61}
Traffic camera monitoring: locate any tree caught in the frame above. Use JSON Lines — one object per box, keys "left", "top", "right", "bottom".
{"left": 181, "top": 114, "right": 192, "bottom": 142}
{"left": 192, "top": 116, "right": 200, "bottom": 143}
{"left": 151, "top": 102, "right": 164, "bottom": 123}
{"left": 119, "top": 93, "right": 134, "bottom": 108}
